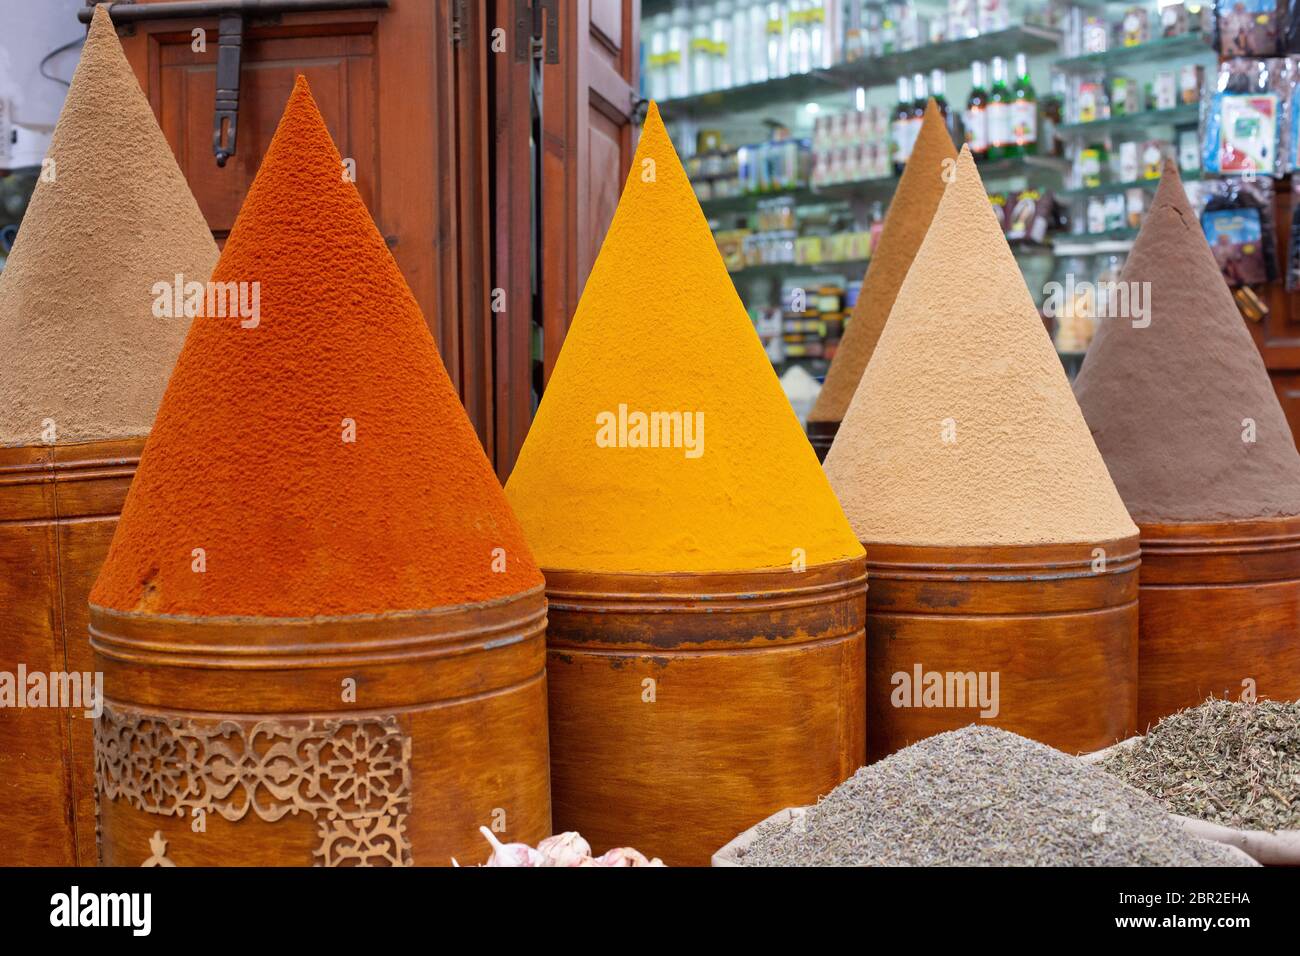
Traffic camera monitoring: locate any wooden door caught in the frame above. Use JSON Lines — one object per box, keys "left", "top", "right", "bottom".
{"left": 538, "top": 0, "right": 641, "bottom": 384}
{"left": 111, "top": 0, "right": 498, "bottom": 450}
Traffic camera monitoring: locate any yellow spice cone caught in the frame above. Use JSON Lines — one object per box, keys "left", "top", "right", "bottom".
{"left": 506, "top": 102, "right": 862, "bottom": 573}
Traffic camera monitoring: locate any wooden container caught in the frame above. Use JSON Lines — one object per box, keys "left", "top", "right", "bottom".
{"left": 543, "top": 556, "right": 866, "bottom": 866}
{"left": 0, "top": 438, "right": 142, "bottom": 866}
{"left": 865, "top": 537, "right": 1140, "bottom": 762}
{"left": 91, "top": 586, "right": 551, "bottom": 866}
{"left": 806, "top": 419, "right": 840, "bottom": 464}
{"left": 1136, "top": 515, "right": 1300, "bottom": 728}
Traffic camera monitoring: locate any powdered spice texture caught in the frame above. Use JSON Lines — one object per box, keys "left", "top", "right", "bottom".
{"left": 1073, "top": 163, "right": 1300, "bottom": 522}
{"left": 505, "top": 103, "right": 862, "bottom": 573}
{"left": 824, "top": 147, "right": 1137, "bottom": 546}
{"left": 0, "top": 6, "right": 216, "bottom": 446}
{"left": 91, "top": 78, "right": 542, "bottom": 617}
{"left": 808, "top": 101, "right": 956, "bottom": 424}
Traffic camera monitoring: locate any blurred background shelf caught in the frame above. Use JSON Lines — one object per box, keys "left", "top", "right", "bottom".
{"left": 1054, "top": 32, "right": 1214, "bottom": 73}
{"left": 1058, "top": 104, "right": 1200, "bottom": 138}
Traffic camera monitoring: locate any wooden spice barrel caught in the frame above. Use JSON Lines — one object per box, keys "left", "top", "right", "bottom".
{"left": 0, "top": 437, "right": 142, "bottom": 866}
{"left": 864, "top": 537, "right": 1139, "bottom": 762}
{"left": 1136, "top": 516, "right": 1300, "bottom": 728}
{"left": 543, "top": 556, "right": 866, "bottom": 866}
{"left": 806, "top": 419, "right": 840, "bottom": 464}
{"left": 90, "top": 586, "right": 551, "bottom": 866}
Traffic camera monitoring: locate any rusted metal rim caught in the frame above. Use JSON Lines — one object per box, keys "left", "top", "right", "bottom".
{"left": 1139, "top": 513, "right": 1300, "bottom": 556}
{"left": 0, "top": 437, "right": 144, "bottom": 484}
{"left": 543, "top": 555, "right": 866, "bottom": 613}
{"left": 863, "top": 536, "right": 1141, "bottom": 583}
{"left": 89, "top": 584, "right": 546, "bottom": 669}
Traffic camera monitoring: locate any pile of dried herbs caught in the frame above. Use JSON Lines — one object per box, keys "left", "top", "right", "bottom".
{"left": 735, "top": 726, "right": 1253, "bottom": 866}
{"left": 1100, "top": 698, "right": 1300, "bottom": 831}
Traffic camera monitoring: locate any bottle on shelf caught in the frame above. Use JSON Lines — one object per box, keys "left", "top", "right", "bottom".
{"left": 748, "top": 0, "right": 769, "bottom": 84}
{"left": 766, "top": 0, "right": 789, "bottom": 80}
{"left": 965, "top": 61, "right": 989, "bottom": 160}
{"left": 691, "top": 2, "right": 715, "bottom": 96}
{"left": 731, "top": 1, "right": 750, "bottom": 87}
{"left": 667, "top": 5, "right": 692, "bottom": 100}
{"left": 712, "top": 1, "right": 734, "bottom": 91}
{"left": 929, "top": 69, "right": 949, "bottom": 120}
{"left": 910, "top": 73, "right": 928, "bottom": 152}
{"left": 788, "top": 0, "right": 810, "bottom": 75}
{"left": 1011, "top": 52, "right": 1037, "bottom": 156}
{"left": 892, "top": 75, "right": 913, "bottom": 175}
{"left": 987, "top": 55, "right": 1013, "bottom": 161}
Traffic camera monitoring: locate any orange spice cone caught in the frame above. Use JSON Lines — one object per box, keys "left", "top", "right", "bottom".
{"left": 0, "top": 5, "right": 216, "bottom": 866}
{"left": 89, "top": 77, "right": 550, "bottom": 866}
{"left": 505, "top": 103, "right": 865, "bottom": 865}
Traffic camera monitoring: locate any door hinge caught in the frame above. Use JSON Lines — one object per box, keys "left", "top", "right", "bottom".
{"left": 514, "top": 0, "right": 558, "bottom": 64}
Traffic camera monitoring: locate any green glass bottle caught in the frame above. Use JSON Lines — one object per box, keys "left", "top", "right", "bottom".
{"left": 964, "top": 61, "right": 989, "bottom": 159}
{"left": 1011, "top": 52, "right": 1038, "bottom": 156}
{"left": 987, "top": 55, "right": 1013, "bottom": 161}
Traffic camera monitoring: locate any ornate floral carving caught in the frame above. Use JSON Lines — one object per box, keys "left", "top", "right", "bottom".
{"left": 95, "top": 706, "right": 412, "bottom": 866}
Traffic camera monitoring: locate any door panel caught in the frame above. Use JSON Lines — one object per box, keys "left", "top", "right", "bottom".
{"left": 113, "top": 1, "right": 498, "bottom": 454}
{"left": 539, "top": 0, "right": 639, "bottom": 382}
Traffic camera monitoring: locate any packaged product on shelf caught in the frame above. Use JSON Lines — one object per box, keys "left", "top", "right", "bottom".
{"left": 1285, "top": 56, "right": 1300, "bottom": 169}
{"left": 1214, "top": 0, "right": 1282, "bottom": 56}
{"left": 1082, "top": 13, "right": 1110, "bottom": 53}
{"left": 1179, "top": 63, "right": 1206, "bottom": 104}
{"left": 1125, "top": 187, "right": 1149, "bottom": 228}
{"left": 1005, "top": 188, "right": 1055, "bottom": 244}
{"left": 949, "top": 0, "right": 979, "bottom": 39}
{"left": 1142, "top": 140, "right": 1172, "bottom": 178}
{"left": 1287, "top": 199, "right": 1300, "bottom": 288}
{"left": 1178, "top": 127, "right": 1202, "bottom": 170}
{"left": 1078, "top": 144, "right": 1107, "bottom": 187}
{"left": 1119, "top": 141, "right": 1141, "bottom": 181}
{"left": 1087, "top": 194, "right": 1108, "bottom": 233}
{"left": 1162, "top": 2, "right": 1191, "bottom": 36}
{"left": 1203, "top": 58, "right": 1283, "bottom": 175}
{"left": 988, "top": 191, "right": 1009, "bottom": 231}
{"left": 1104, "top": 192, "right": 1128, "bottom": 230}
{"left": 978, "top": 0, "right": 1010, "bottom": 34}
{"left": 1111, "top": 75, "right": 1142, "bottom": 116}
{"left": 1121, "top": 6, "right": 1151, "bottom": 46}
{"left": 1155, "top": 71, "right": 1179, "bottom": 110}
{"left": 1200, "top": 177, "right": 1278, "bottom": 284}
{"left": 1075, "top": 76, "right": 1110, "bottom": 123}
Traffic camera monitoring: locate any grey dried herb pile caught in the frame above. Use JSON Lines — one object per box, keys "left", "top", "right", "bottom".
{"left": 1100, "top": 698, "right": 1300, "bottom": 831}
{"left": 737, "top": 726, "right": 1253, "bottom": 866}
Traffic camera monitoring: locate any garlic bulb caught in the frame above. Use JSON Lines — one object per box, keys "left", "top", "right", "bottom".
{"left": 536, "top": 831, "right": 592, "bottom": 867}
{"left": 478, "top": 826, "right": 543, "bottom": 867}
{"left": 593, "top": 846, "right": 664, "bottom": 867}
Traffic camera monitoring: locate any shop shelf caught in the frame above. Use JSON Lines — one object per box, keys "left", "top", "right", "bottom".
{"left": 1052, "top": 230, "right": 1139, "bottom": 255}
{"left": 1059, "top": 169, "right": 1201, "bottom": 199}
{"left": 827, "top": 24, "right": 1062, "bottom": 89}
{"left": 658, "top": 25, "right": 1061, "bottom": 120}
{"left": 727, "top": 258, "right": 871, "bottom": 283}
{"left": 700, "top": 154, "right": 1067, "bottom": 217}
{"left": 658, "top": 71, "right": 842, "bottom": 121}
{"left": 700, "top": 185, "right": 821, "bottom": 216}
{"left": 1057, "top": 104, "right": 1200, "bottom": 138}
{"left": 1053, "top": 32, "right": 1215, "bottom": 73}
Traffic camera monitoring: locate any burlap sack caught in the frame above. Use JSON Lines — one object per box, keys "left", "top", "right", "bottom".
{"left": 1083, "top": 737, "right": 1300, "bottom": 866}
